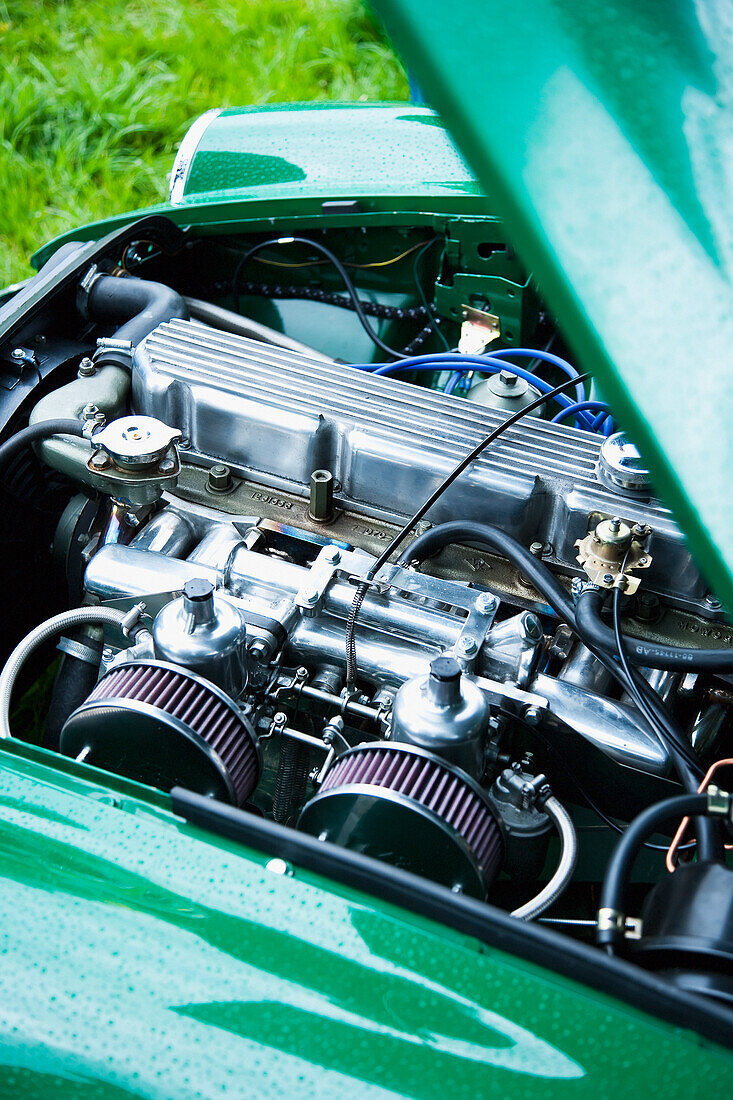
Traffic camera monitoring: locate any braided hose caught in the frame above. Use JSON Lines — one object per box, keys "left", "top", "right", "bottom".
{"left": 511, "top": 796, "right": 578, "bottom": 920}
{"left": 0, "top": 606, "right": 130, "bottom": 740}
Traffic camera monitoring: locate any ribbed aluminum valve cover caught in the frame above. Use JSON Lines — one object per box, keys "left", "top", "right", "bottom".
{"left": 133, "top": 319, "right": 699, "bottom": 603}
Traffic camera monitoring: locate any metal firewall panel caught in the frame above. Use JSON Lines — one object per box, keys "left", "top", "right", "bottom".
{"left": 371, "top": 0, "right": 733, "bottom": 612}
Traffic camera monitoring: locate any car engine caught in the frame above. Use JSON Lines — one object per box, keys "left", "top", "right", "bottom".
{"left": 1, "top": 215, "right": 732, "bottom": 1007}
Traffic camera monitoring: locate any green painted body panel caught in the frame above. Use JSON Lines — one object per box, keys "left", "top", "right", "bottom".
{"left": 32, "top": 105, "right": 488, "bottom": 269}
{"left": 371, "top": 0, "right": 733, "bottom": 611}
{"left": 0, "top": 741, "right": 729, "bottom": 1097}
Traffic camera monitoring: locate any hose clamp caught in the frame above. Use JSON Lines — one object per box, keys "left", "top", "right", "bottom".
{"left": 120, "top": 602, "right": 147, "bottom": 638}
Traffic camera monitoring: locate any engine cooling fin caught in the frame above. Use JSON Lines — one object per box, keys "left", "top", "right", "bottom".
{"left": 298, "top": 742, "right": 503, "bottom": 899}
{"left": 60, "top": 659, "right": 260, "bottom": 806}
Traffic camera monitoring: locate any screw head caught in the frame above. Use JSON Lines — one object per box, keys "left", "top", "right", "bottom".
{"left": 529, "top": 541, "right": 544, "bottom": 557}
{"left": 302, "top": 587, "right": 319, "bottom": 606}
{"left": 457, "top": 635, "right": 478, "bottom": 657}
{"left": 475, "top": 592, "right": 497, "bottom": 615}
{"left": 11, "top": 348, "right": 24, "bottom": 360}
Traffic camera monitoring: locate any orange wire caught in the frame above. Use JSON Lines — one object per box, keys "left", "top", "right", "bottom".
{"left": 666, "top": 757, "right": 733, "bottom": 872}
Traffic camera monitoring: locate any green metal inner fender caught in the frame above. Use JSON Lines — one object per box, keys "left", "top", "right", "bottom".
{"left": 371, "top": 0, "right": 733, "bottom": 610}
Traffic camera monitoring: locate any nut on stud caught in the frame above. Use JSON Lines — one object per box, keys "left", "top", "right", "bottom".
{"left": 207, "top": 463, "right": 233, "bottom": 493}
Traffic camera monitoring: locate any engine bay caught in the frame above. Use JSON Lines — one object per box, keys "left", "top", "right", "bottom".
{"left": 1, "top": 212, "right": 732, "bottom": 1011}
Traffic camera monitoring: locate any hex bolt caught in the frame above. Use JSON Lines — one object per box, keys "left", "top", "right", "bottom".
{"left": 523, "top": 706, "right": 542, "bottom": 726}
{"left": 89, "top": 450, "right": 110, "bottom": 471}
{"left": 309, "top": 469, "right": 334, "bottom": 523}
{"left": 638, "top": 556, "right": 648, "bottom": 566}
{"left": 81, "top": 403, "right": 100, "bottom": 422}
{"left": 302, "top": 587, "right": 320, "bottom": 607}
{"left": 323, "top": 545, "right": 341, "bottom": 565}
{"left": 158, "top": 454, "right": 177, "bottom": 475}
{"left": 248, "top": 639, "right": 270, "bottom": 661}
{"left": 499, "top": 369, "right": 518, "bottom": 387}
{"left": 529, "top": 541, "right": 544, "bottom": 557}
{"left": 207, "top": 463, "right": 233, "bottom": 493}
{"left": 457, "top": 635, "right": 478, "bottom": 657}
{"left": 11, "top": 348, "right": 24, "bottom": 360}
{"left": 602, "top": 573, "right": 615, "bottom": 585}
{"left": 475, "top": 592, "right": 497, "bottom": 615}
{"left": 705, "top": 593, "right": 722, "bottom": 611}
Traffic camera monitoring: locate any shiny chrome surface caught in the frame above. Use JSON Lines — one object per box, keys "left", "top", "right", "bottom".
{"left": 85, "top": 527, "right": 670, "bottom": 776}
{"left": 133, "top": 319, "right": 706, "bottom": 609}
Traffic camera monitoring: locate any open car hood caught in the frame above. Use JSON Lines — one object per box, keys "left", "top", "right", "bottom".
{"left": 372, "top": 0, "right": 733, "bottom": 610}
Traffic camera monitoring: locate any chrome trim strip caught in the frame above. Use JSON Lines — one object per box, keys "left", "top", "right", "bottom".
{"left": 169, "top": 108, "right": 222, "bottom": 204}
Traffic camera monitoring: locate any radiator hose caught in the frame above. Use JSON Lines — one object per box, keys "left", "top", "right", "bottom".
{"left": 81, "top": 273, "right": 188, "bottom": 369}
{"left": 0, "top": 606, "right": 141, "bottom": 741}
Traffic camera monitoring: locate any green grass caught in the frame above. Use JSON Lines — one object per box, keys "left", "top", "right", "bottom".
{"left": 0, "top": 0, "right": 407, "bottom": 284}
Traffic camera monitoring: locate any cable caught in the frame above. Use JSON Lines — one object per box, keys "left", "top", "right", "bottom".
{"left": 343, "top": 372, "right": 591, "bottom": 688}
{"left": 511, "top": 795, "right": 577, "bottom": 919}
{"left": 612, "top": 583, "right": 721, "bottom": 862}
{"left": 577, "top": 586, "right": 733, "bottom": 673}
{"left": 396, "top": 521, "right": 702, "bottom": 779}
{"left": 412, "top": 238, "right": 451, "bottom": 351}
{"left": 366, "top": 354, "right": 598, "bottom": 428}
{"left": 0, "top": 420, "right": 85, "bottom": 472}
{"left": 231, "top": 237, "right": 409, "bottom": 360}
{"left": 479, "top": 346, "right": 586, "bottom": 406}
{"left": 551, "top": 400, "right": 611, "bottom": 429}
{"left": 597, "top": 791, "right": 710, "bottom": 953}
{"left": 248, "top": 238, "right": 433, "bottom": 271}
{"left": 444, "top": 370, "right": 463, "bottom": 395}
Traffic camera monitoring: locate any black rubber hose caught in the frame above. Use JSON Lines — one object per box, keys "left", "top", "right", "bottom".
{"left": 397, "top": 519, "right": 723, "bottom": 857}
{"left": 398, "top": 520, "right": 577, "bottom": 620}
{"left": 402, "top": 524, "right": 733, "bottom": 673}
{"left": 0, "top": 419, "right": 85, "bottom": 471}
{"left": 83, "top": 274, "right": 188, "bottom": 367}
{"left": 577, "top": 587, "right": 733, "bottom": 672}
{"left": 44, "top": 637, "right": 102, "bottom": 752}
{"left": 597, "top": 792, "right": 709, "bottom": 951}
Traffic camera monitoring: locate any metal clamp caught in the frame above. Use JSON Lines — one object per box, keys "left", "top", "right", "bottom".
{"left": 597, "top": 908, "right": 643, "bottom": 941}
{"left": 707, "top": 785, "right": 733, "bottom": 820}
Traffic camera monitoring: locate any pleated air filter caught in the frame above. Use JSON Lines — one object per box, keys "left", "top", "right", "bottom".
{"left": 299, "top": 742, "right": 503, "bottom": 898}
{"left": 60, "top": 660, "right": 260, "bottom": 806}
